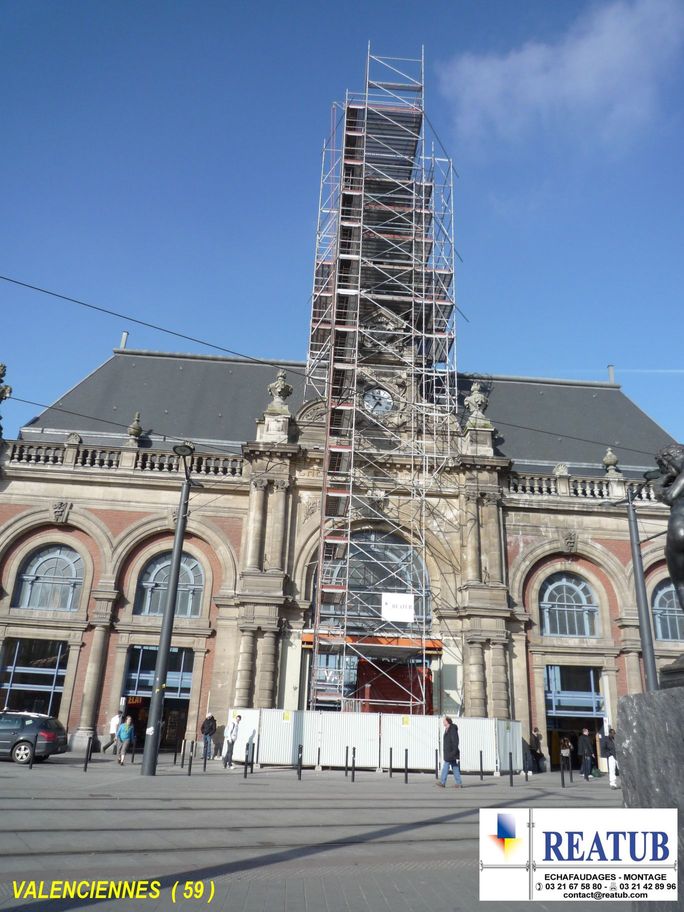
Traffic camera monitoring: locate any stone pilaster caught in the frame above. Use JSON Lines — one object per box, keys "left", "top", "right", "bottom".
{"left": 489, "top": 638, "right": 510, "bottom": 719}
{"left": 267, "top": 480, "right": 289, "bottom": 572}
{"left": 244, "top": 478, "right": 269, "bottom": 571}
{"left": 72, "top": 589, "right": 118, "bottom": 749}
{"left": 480, "top": 493, "right": 503, "bottom": 584}
{"left": 463, "top": 491, "right": 481, "bottom": 583}
{"left": 233, "top": 628, "right": 257, "bottom": 707}
{"left": 466, "top": 637, "right": 487, "bottom": 717}
{"left": 255, "top": 628, "right": 280, "bottom": 708}
{"left": 107, "top": 643, "right": 130, "bottom": 721}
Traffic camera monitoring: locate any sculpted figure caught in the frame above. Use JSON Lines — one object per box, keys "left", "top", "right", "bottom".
{"left": 653, "top": 444, "right": 684, "bottom": 612}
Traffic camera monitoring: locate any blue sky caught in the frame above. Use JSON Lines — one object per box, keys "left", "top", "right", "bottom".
{"left": 2, "top": 0, "right": 683, "bottom": 451}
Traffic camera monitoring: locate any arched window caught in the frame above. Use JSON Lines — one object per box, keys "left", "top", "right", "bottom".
{"left": 322, "top": 530, "right": 430, "bottom": 633}
{"left": 12, "top": 545, "right": 84, "bottom": 612}
{"left": 539, "top": 572, "right": 599, "bottom": 637}
{"left": 133, "top": 552, "right": 204, "bottom": 618}
{"left": 652, "top": 580, "right": 684, "bottom": 641}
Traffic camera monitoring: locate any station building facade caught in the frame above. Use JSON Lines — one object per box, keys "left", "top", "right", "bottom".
{"left": 0, "top": 349, "right": 680, "bottom": 762}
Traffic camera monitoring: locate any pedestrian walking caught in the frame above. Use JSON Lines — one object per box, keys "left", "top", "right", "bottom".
{"left": 223, "top": 715, "right": 241, "bottom": 769}
{"left": 600, "top": 727, "right": 620, "bottom": 789}
{"left": 101, "top": 711, "right": 121, "bottom": 754}
{"left": 436, "top": 716, "right": 462, "bottom": 788}
{"left": 201, "top": 713, "right": 217, "bottom": 760}
{"left": 116, "top": 716, "right": 135, "bottom": 765}
{"left": 577, "top": 727, "right": 595, "bottom": 781}
{"left": 560, "top": 737, "right": 573, "bottom": 774}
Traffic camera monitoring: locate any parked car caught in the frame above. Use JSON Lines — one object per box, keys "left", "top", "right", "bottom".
{"left": 0, "top": 711, "right": 68, "bottom": 763}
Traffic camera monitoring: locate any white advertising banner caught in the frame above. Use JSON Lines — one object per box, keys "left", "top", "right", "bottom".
{"left": 480, "top": 807, "right": 678, "bottom": 902}
{"left": 381, "top": 592, "right": 414, "bottom": 623}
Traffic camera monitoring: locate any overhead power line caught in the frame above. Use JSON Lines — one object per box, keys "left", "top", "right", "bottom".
{"left": 0, "top": 274, "right": 310, "bottom": 379}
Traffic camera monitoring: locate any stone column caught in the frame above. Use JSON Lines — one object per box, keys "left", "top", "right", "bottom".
{"left": 244, "top": 478, "right": 269, "bottom": 571}
{"left": 233, "top": 628, "right": 257, "bottom": 708}
{"left": 107, "top": 643, "right": 130, "bottom": 720}
{"left": 73, "top": 590, "right": 118, "bottom": 749}
{"left": 60, "top": 640, "right": 82, "bottom": 731}
{"left": 466, "top": 637, "right": 487, "bottom": 717}
{"left": 489, "top": 638, "right": 510, "bottom": 719}
{"left": 185, "top": 648, "right": 208, "bottom": 741}
{"left": 267, "top": 480, "right": 289, "bottom": 572}
{"left": 463, "top": 492, "right": 481, "bottom": 582}
{"left": 255, "top": 628, "right": 280, "bottom": 708}
{"left": 623, "top": 650, "right": 643, "bottom": 695}
{"left": 480, "top": 494, "right": 503, "bottom": 583}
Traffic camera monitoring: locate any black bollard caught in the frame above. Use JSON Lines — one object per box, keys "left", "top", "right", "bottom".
{"left": 523, "top": 752, "right": 529, "bottom": 783}
{"left": 351, "top": 747, "right": 356, "bottom": 782}
{"left": 389, "top": 747, "right": 393, "bottom": 778}
{"left": 130, "top": 739, "right": 136, "bottom": 765}
{"left": 508, "top": 751, "right": 514, "bottom": 787}
{"left": 345, "top": 745, "right": 349, "bottom": 777}
{"left": 203, "top": 747, "right": 208, "bottom": 773}
{"left": 173, "top": 740, "right": 179, "bottom": 766}
{"left": 435, "top": 749, "right": 439, "bottom": 779}
{"left": 560, "top": 756, "right": 566, "bottom": 789}
{"left": 180, "top": 739, "right": 186, "bottom": 769}
{"left": 28, "top": 743, "right": 34, "bottom": 770}
{"left": 569, "top": 759, "right": 574, "bottom": 784}
{"left": 479, "top": 750, "right": 484, "bottom": 781}
{"left": 297, "top": 744, "right": 303, "bottom": 780}
{"left": 404, "top": 748, "right": 408, "bottom": 784}
{"left": 83, "top": 736, "right": 93, "bottom": 773}
{"left": 243, "top": 744, "right": 249, "bottom": 779}
{"left": 317, "top": 746, "right": 321, "bottom": 770}
{"left": 250, "top": 742, "right": 255, "bottom": 774}
{"left": 187, "top": 752, "right": 193, "bottom": 776}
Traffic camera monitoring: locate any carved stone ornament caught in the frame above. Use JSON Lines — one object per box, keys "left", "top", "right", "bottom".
{"left": 51, "top": 501, "right": 72, "bottom": 524}
{"left": 273, "top": 479, "right": 290, "bottom": 493}
{"left": 267, "top": 370, "right": 293, "bottom": 410}
{"left": 65, "top": 432, "right": 82, "bottom": 446}
{"left": 367, "top": 487, "right": 389, "bottom": 511}
{"left": 298, "top": 400, "right": 326, "bottom": 423}
{"left": 562, "top": 530, "right": 578, "bottom": 554}
{"left": 127, "top": 411, "right": 143, "bottom": 441}
{"left": 251, "top": 476, "right": 270, "bottom": 491}
{"left": 553, "top": 463, "right": 569, "bottom": 477}
{"left": 300, "top": 495, "right": 319, "bottom": 524}
{"left": 602, "top": 447, "right": 620, "bottom": 475}
{"left": 464, "top": 380, "right": 488, "bottom": 421}
{"left": 0, "top": 363, "right": 11, "bottom": 440}
{"left": 169, "top": 506, "right": 191, "bottom": 526}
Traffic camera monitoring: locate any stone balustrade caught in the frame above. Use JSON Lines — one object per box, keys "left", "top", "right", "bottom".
{"left": 507, "top": 471, "right": 659, "bottom": 504}
{"left": 4, "top": 440, "right": 243, "bottom": 479}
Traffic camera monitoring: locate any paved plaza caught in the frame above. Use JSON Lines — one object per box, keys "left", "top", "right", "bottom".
{"left": 0, "top": 752, "right": 628, "bottom": 912}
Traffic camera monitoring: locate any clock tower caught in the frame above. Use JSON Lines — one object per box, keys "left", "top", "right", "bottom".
{"left": 305, "top": 47, "right": 457, "bottom": 712}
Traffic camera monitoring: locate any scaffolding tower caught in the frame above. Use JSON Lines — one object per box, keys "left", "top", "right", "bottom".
{"left": 305, "top": 47, "right": 457, "bottom": 713}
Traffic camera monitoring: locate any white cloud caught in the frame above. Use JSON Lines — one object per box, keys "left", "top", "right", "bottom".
{"left": 438, "top": 0, "right": 684, "bottom": 147}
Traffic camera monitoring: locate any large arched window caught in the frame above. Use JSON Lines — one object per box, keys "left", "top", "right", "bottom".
{"left": 322, "top": 530, "right": 430, "bottom": 634}
{"left": 539, "top": 572, "right": 599, "bottom": 637}
{"left": 12, "top": 545, "right": 84, "bottom": 612}
{"left": 652, "top": 580, "right": 684, "bottom": 641}
{"left": 133, "top": 552, "right": 204, "bottom": 618}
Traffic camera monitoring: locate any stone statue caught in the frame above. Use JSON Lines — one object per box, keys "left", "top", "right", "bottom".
{"left": 0, "top": 364, "right": 11, "bottom": 440}
{"left": 464, "top": 380, "right": 488, "bottom": 421}
{"left": 267, "top": 370, "right": 293, "bottom": 411}
{"left": 653, "top": 443, "right": 684, "bottom": 613}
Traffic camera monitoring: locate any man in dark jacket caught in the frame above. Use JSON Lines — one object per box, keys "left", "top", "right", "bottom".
{"left": 436, "top": 716, "right": 462, "bottom": 788}
{"left": 201, "top": 714, "right": 217, "bottom": 760}
{"left": 577, "top": 727, "right": 595, "bottom": 781}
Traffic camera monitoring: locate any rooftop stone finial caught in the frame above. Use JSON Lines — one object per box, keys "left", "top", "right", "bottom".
{"left": 603, "top": 447, "right": 620, "bottom": 475}
{"left": 0, "top": 364, "right": 12, "bottom": 441}
{"left": 267, "top": 369, "right": 293, "bottom": 413}
{"left": 464, "top": 380, "right": 489, "bottom": 422}
{"left": 126, "top": 411, "right": 143, "bottom": 448}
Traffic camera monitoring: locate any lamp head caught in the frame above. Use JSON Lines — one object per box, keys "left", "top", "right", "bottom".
{"left": 173, "top": 442, "right": 195, "bottom": 458}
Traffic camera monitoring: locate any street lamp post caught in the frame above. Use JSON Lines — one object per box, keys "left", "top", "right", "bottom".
{"left": 625, "top": 486, "right": 659, "bottom": 692}
{"left": 141, "top": 442, "right": 195, "bottom": 777}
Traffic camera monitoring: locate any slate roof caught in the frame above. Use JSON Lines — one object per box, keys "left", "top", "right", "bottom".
{"left": 19, "top": 350, "right": 673, "bottom": 474}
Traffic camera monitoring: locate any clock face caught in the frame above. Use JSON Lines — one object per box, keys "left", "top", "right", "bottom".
{"left": 363, "top": 386, "right": 394, "bottom": 417}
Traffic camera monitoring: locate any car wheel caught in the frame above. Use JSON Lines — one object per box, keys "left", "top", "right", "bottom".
{"left": 12, "top": 742, "right": 34, "bottom": 765}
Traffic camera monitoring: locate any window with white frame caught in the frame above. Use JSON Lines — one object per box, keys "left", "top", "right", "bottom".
{"left": 539, "top": 572, "right": 599, "bottom": 637}
{"left": 133, "top": 552, "right": 204, "bottom": 618}
{"left": 12, "top": 545, "right": 84, "bottom": 612}
{"left": 652, "top": 579, "right": 684, "bottom": 641}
